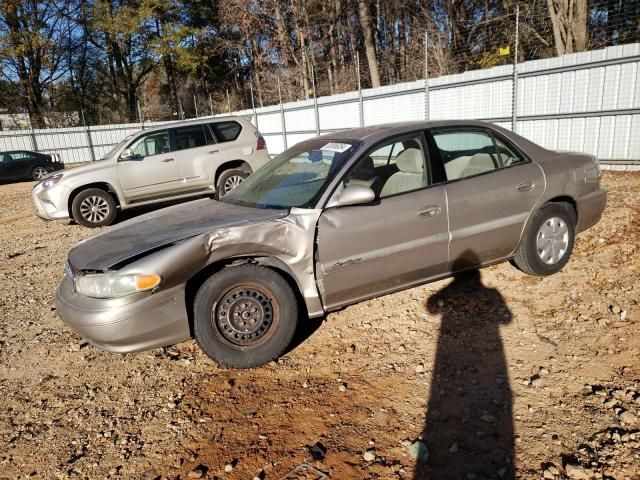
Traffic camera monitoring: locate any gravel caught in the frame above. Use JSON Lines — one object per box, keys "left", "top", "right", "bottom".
{"left": 1, "top": 172, "right": 639, "bottom": 479}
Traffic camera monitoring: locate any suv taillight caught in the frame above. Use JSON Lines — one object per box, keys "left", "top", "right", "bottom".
{"left": 256, "top": 134, "right": 266, "bottom": 150}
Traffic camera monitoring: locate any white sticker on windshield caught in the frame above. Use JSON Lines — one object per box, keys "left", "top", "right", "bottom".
{"left": 322, "top": 142, "right": 352, "bottom": 153}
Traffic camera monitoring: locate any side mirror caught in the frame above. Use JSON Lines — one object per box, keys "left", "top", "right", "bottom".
{"left": 119, "top": 148, "right": 135, "bottom": 161}
{"left": 327, "top": 184, "right": 375, "bottom": 208}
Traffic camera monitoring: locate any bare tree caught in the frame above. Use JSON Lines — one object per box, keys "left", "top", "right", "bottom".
{"left": 546, "top": 0, "right": 589, "bottom": 55}
{"left": 357, "top": 0, "right": 381, "bottom": 87}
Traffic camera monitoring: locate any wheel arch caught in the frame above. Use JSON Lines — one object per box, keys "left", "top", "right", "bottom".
{"left": 184, "top": 255, "right": 308, "bottom": 337}
{"left": 68, "top": 182, "right": 121, "bottom": 217}
{"left": 545, "top": 195, "right": 578, "bottom": 224}
{"left": 214, "top": 160, "right": 252, "bottom": 185}
{"left": 512, "top": 195, "right": 578, "bottom": 257}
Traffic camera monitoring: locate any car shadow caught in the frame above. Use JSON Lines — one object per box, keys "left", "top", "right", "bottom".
{"left": 414, "top": 250, "right": 514, "bottom": 480}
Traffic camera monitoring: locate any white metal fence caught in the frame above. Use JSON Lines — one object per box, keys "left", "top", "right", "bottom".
{"left": 1, "top": 43, "right": 639, "bottom": 163}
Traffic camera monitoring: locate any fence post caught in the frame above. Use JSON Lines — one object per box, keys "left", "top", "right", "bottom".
{"left": 30, "top": 126, "right": 39, "bottom": 152}
{"left": 356, "top": 51, "right": 364, "bottom": 127}
{"left": 512, "top": 4, "right": 520, "bottom": 132}
{"left": 278, "top": 77, "right": 288, "bottom": 150}
{"left": 424, "top": 31, "right": 430, "bottom": 120}
{"left": 311, "top": 64, "right": 320, "bottom": 135}
{"left": 226, "top": 89, "right": 231, "bottom": 113}
{"left": 86, "top": 126, "right": 96, "bottom": 162}
{"left": 250, "top": 79, "right": 258, "bottom": 129}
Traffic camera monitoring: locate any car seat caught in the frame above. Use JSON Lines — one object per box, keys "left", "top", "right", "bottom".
{"left": 380, "top": 148, "right": 424, "bottom": 197}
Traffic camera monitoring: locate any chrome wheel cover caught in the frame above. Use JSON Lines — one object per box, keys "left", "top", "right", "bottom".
{"left": 79, "top": 195, "right": 110, "bottom": 224}
{"left": 536, "top": 216, "right": 569, "bottom": 265}
{"left": 33, "top": 167, "right": 48, "bottom": 180}
{"left": 223, "top": 175, "right": 244, "bottom": 194}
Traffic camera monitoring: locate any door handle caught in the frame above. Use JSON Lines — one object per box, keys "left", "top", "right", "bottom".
{"left": 516, "top": 181, "right": 534, "bottom": 191}
{"left": 208, "top": 150, "right": 219, "bottom": 154}
{"left": 162, "top": 158, "right": 175, "bottom": 162}
{"left": 417, "top": 205, "right": 441, "bottom": 218}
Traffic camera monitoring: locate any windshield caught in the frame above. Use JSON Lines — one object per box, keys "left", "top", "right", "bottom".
{"left": 100, "top": 134, "right": 134, "bottom": 160}
{"left": 222, "top": 139, "right": 359, "bottom": 209}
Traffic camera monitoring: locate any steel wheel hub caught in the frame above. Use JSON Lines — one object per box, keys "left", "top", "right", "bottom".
{"left": 223, "top": 175, "right": 244, "bottom": 194}
{"left": 79, "top": 196, "right": 110, "bottom": 223}
{"left": 215, "top": 286, "right": 274, "bottom": 346}
{"left": 536, "top": 216, "right": 569, "bottom": 265}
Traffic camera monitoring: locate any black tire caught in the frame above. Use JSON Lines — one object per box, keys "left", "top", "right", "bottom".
{"left": 31, "top": 166, "right": 49, "bottom": 180}
{"left": 193, "top": 265, "right": 298, "bottom": 368}
{"left": 71, "top": 188, "right": 117, "bottom": 228}
{"left": 216, "top": 168, "right": 248, "bottom": 198}
{"left": 512, "top": 202, "right": 576, "bottom": 276}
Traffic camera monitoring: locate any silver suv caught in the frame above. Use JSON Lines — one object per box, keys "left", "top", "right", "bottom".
{"left": 32, "top": 116, "right": 270, "bottom": 227}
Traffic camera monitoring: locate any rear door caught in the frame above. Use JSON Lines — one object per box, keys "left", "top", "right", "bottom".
{"left": 171, "top": 124, "right": 219, "bottom": 187}
{"left": 316, "top": 132, "right": 450, "bottom": 310}
{"left": 117, "top": 129, "right": 181, "bottom": 199}
{"left": 429, "top": 127, "right": 545, "bottom": 268}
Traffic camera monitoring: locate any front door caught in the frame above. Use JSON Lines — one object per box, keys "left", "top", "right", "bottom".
{"left": 430, "top": 127, "right": 545, "bottom": 268}
{"left": 316, "top": 132, "right": 450, "bottom": 310}
{"left": 117, "top": 129, "right": 180, "bottom": 199}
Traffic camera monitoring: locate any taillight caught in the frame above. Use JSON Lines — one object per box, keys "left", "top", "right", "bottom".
{"left": 256, "top": 134, "right": 266, "bottom": 150}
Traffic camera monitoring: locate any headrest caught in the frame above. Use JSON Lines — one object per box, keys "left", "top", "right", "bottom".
{"left": 351, "top": 157, "right": 375, "bottom": 180}
{"left": 396, "top": 148, "right": 423, "bottom": 173}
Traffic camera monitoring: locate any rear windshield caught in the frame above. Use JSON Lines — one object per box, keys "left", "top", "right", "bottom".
{"left": 210, "top": 121, "right": 242, "bottom": 142}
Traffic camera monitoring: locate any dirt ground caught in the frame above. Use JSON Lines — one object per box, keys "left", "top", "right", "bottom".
{"left": 0, "top": 173, "right": 638, "bottom": 480}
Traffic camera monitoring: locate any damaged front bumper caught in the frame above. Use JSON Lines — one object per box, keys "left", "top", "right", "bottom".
{"left": 55, "top": 274, "right": 191, "bottom": 353}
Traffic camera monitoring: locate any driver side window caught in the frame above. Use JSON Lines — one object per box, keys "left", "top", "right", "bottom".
{"left": 129, "top": 131, "right": 171, "bottom": 158}
{"left": 343, "top": 135, "right": 429, "bottom": 199}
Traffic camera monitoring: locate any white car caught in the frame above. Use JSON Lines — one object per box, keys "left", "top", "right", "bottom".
{"left": 32, "top": 116, "right": 270, "bottom": 227}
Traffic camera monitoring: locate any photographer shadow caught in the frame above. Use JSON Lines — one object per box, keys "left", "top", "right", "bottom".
{"left": 414, "top": 251, "right": 514, "bottom": 479}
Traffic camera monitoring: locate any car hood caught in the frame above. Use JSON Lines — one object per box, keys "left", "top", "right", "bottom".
{"left": 68, "top": 199, "right": 288, "bottom": 271}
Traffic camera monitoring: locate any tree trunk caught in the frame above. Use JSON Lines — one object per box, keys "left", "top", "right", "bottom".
{"left": 358, "top": 0, "right": 381, "bottom": 87}
{"left": 547, "top": 0, "right": 589, "bottom": 56}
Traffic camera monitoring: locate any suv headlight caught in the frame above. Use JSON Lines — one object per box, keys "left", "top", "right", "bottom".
{"left": 41, "top": 173, "right": 63, "bottom": 189}
{"left": 75, "top": 273, "right": 161, "bottom": 299}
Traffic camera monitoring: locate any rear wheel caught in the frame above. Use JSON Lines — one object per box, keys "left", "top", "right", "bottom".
{"left": 193, "top": 265, "right": 298, "bottom": 368}
{"left": 512, "top": 203, "right": 575, "bottom": 276}
{"left": 71, "top": 188, "right": 117, "bottom": 228}
{"left": 32, "top": 166, "right": 48, "bottom": 180}
{"left": 216, "top": 168, "right": 248, "bottom": 197}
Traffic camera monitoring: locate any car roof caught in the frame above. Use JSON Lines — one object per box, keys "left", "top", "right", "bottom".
{"left": 315, "top": 120, "right": 551, "bottom": 157}
{"left": 141, "top": 115, "right": 252, "bottom": 134}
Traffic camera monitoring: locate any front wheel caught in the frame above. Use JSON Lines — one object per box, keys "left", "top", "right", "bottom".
{"left": 193, "top": 265, "right": 298, "bottom": 368}
{"left": 512, "top": 203, "right": 575, "bottom": 276}
{"left": 216, "top": 168, "right": 248, "bottom": 198}
{"left": 71, "top": 188, "right": 117, "bottom": 228}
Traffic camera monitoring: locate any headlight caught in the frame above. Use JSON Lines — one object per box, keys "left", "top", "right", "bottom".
{"left": 41, "top": 173, "right": 63, "bottom": 189}
{"left": 74, "top": 273, "right": 161, "bottom": 299}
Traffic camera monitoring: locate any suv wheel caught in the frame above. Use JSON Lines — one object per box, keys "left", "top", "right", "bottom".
{"left": 217, "top": 168, "right": 248, "bottom": 197}
{"left": 193, "top": 265, "right": 298, "bottom": 368}
{"left": 71, "top": 188, "right": 117, "bottom": 228}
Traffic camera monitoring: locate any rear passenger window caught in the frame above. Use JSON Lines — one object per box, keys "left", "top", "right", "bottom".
{"left": 494, "top": 137, "right": 526, "bottom": 167}
{"left": 9, "top": 152, "right": 34, "bottom": 161}
{"left": 174, "top": 125, "right": 212, "bottom": 150}
{"left": 210, "top": 121, "right": 242, "bottom": 142}
{"left": 431, "top": 130, "right": 496, "bottom": 181}
{"left": 432, "top": 129, "right": 527, "bottom": 181}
